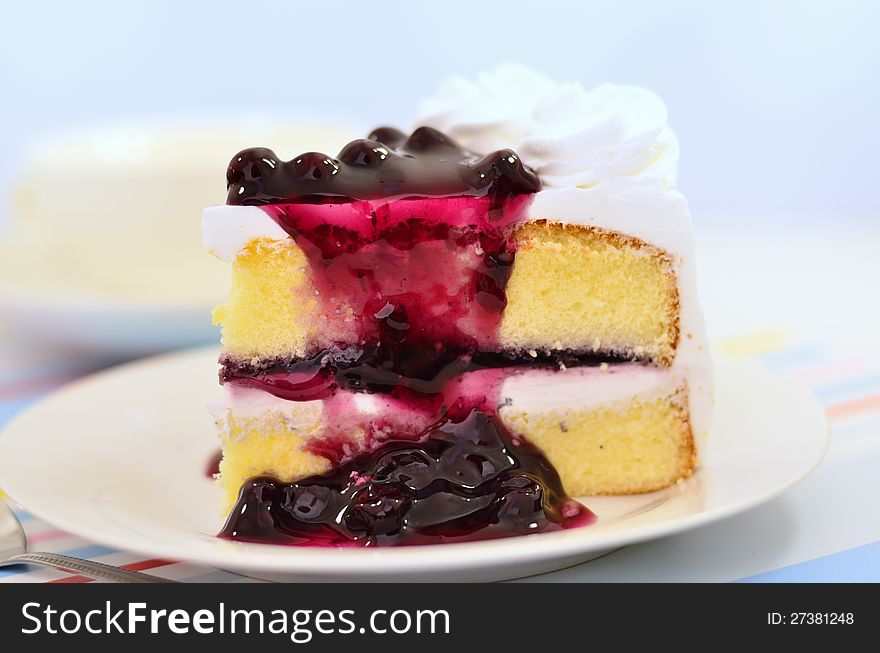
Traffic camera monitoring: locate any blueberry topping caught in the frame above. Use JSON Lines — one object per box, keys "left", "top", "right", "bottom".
{"left": 401, "top": 126, "right": 462, "bottom": 154}
{"left": 225, "top": 126, "right": 540, "bottom": 205}
{"left": 367, "top": 126, "right": 407, "bottom": 148}
{"left": 292, "top": 152, "right": 339, "bottom": 180}
{"left": 338, "top": 139, "right": 392, "bottom": 167}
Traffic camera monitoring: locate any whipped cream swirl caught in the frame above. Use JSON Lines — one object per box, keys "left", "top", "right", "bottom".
{"left": 417, "top": 64, "right": 679, "bottom": 190}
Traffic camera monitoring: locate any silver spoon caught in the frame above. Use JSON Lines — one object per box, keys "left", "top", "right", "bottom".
{"left": 0, "top": 501, "right": 175, "bottom": 583}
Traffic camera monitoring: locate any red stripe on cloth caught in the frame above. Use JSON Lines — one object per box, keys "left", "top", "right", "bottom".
{"left": 791, "top": 358, "right": 867, "bottom": 386}
{"left": 28, "top": 529, "right": 70, "bottom": 545}
{"left": 45, "top": 559, "right": 176, "bottom": 584}
{"left": 827, "top": 393, "right": 880, "bottom": 421}
{"left": 0, "top": 371, "right": 91, "bottom": 401}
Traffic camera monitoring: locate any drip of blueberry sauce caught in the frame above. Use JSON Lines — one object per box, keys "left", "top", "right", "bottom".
{"left": 219, "top": 410, "right": 595, "bottom": 546}
{"left": 205, "top": 450, "right": 223, "bottom": 478}
{"left": 219, "top": 127, "right": 594, "bottom": 545}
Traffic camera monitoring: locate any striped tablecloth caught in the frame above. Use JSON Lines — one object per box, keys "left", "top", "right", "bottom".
{"left": 1, "top": 329, "right": 878, "bottom": 583}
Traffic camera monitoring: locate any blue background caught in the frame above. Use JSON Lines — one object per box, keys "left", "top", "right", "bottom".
{"left": 1, "top": 0, "right": 877, "bottom": 225}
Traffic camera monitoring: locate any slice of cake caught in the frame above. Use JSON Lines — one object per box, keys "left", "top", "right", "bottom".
{"left": 203, "top": 67, "right": 712, "bottom": 546}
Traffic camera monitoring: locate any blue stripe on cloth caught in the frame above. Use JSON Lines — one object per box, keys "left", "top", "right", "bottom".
{"left": 0, "top": 338, "right": 122, "bottom": 381}
{"left": 812, "top": 373, "right": 880, "bottom": 404}
{"left": 0, "top": 366, "right": 68, "bottom": 385}
{"left": 738, "top": 540, "right": 880, "bottom": 582}
{"left": 0, "top": 565, "right": 32, "bottom": 578}
{"left": 0, "top": 361, "right": 99, "bottom": 385}
{"left": 12, "top": 508, "right": 33, "bottom": 522}
{"left": 60, "top": 544, "right": 119, "bottom": 559}
{"left": 757, "top": 343, "right": 826, "bottom": 370}
{"left": 0, "top": 397, "right": 41, "bottom": 429}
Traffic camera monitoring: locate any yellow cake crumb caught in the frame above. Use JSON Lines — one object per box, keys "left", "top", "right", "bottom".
{"left": 500, "top": 221, "right": 679, "bottom": 365}
{"left": 215, "top": 223, "right": 681, "bottom": 365}
{"left": 212, "top": 238, "right": 315, "bottom": 363}
{"left": 216, "top": 408, "right": 329, "bottom": 509}
{"left": 501, "top": 388, "right": 695, "bottom": 495}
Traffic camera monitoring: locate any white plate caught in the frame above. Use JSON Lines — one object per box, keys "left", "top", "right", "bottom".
{"left": 0, "top": 347, "right": 828, "bottom": 582}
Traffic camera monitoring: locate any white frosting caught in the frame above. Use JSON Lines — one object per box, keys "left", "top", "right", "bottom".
{"left": 417, "top": 64, "right": 678, "bottom": 190}
{"left": 203, "top": 65, "right": 713, "bottom": 441}
{"left": 202, "top": 204, "right": 288, "bottom": 262}
{"left": 209, "top": 384, "right": 323, "bottom": 422}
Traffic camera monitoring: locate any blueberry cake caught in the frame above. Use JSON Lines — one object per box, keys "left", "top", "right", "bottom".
{"left": 202, "top": 67, "right": 712, "bottom": 546}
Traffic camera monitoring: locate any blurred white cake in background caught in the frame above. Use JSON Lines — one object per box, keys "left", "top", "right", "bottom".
{"left": 5, "top": 120, "right": 356, "bottom": 301}
{"left": 0, "top": 119, "right": 356, "bottom": 353}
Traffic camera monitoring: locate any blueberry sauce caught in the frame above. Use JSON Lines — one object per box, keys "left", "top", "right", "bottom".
{"left": 220, "top": 410, "right": 595, "bottom": 546}
{"left": 205, "top": 450, "right": 222, "bottom": 478}
{"left": 222, "top": 346, "right": 638, "bottom": 403}
{"left": 218, "top": 127, "right": 594, "bottom": 545}
{"left": 226, "top": 126, "right": 540, "bottom": 205}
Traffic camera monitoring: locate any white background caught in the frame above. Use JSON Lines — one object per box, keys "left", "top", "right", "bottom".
{"left": 1, "top": 0, "right": 878, "bottom": 225}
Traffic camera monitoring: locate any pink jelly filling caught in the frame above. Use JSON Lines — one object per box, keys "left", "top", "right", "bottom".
{"left": 261, "top": 195, "right": 531, "bottom": 351}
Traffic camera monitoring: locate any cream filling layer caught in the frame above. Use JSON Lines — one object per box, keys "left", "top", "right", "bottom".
{"left": 213, "top": 363, "right": 688, "bottom": 427}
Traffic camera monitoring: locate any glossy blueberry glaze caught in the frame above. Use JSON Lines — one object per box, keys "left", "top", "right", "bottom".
{"left": 226, "top": 126, "right": 540, "bottom": 205}
{"left": 219, "top": 410, "right": 595, "bottom": 546}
